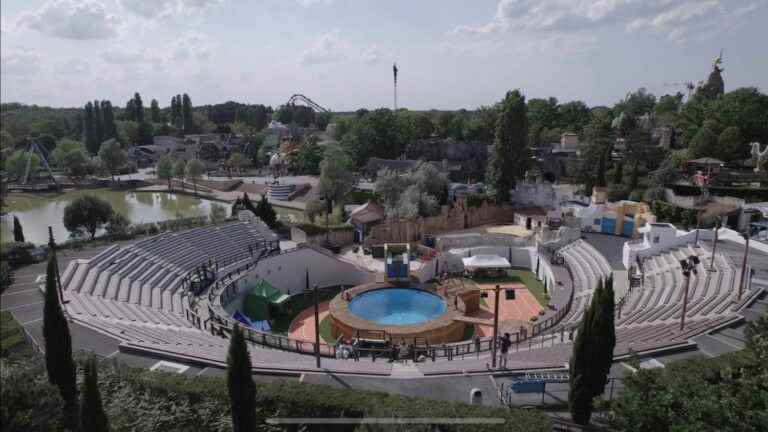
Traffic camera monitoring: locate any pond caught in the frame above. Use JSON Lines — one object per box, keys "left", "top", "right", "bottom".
{"left": 1, "top": 189, "right": 220, "bottom": 245}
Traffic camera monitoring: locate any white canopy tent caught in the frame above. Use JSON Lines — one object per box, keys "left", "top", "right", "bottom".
{"left": 462, "top": 254, "right": 511, "bottom": 271}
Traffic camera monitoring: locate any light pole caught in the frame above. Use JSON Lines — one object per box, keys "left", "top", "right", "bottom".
{"left": 709, "top": 218, "right": 721, "bottom": 272}
{"left": 491, "top": 284, "right": 500, "bottom": 369}
{"left": 679, "top": 255, "right": 700, "bottom": 331}
{"left": 737, "top": 231, "right": 750, "bottom": 303}
{"left": 693, "top": 209, "right": 702, "bottom": 248}
{"left": 304, "top": 283, "right": 322, "bottom": 368}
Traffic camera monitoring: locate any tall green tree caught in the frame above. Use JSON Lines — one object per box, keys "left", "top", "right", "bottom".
{"left": 156, "top": 157, "right": 174, "bottom": 191}
{"left": 43, "top": 247, "right": 78, "bottom": 430}
{"left": 150, "top": 99, "right": 161, "bottom": 123}
{"left": 93, "top": 99, "right": 104, "bottom": 144}
{"left": 84, "top": 101, "right": 98, "bottom": 154}
{"left": 612, "top": 160, "right": 624, "bottom": 185}
{"left": 12, "top": 216, "right": 25, "bottom": 242}
{"left": 63, "top": 195, "right": 114, "bottom": 239}
{"left": 487, "top": 89, "right": 529, "bottom": 202}
{"left": 136, "top": 121, "right": 154, "bottom": 145}
{"left": 689, "top": 127, "right": 718, "bottom": 158}
{"left": 133, "top": 93, "right": 144, "bottom": 123}
{"left": 185, "top": 158, "right": 205, "bottom": 196}
{"left": 256, "top": 196, "right": 278, "bottom": 229}
{"left": 80, "top": 355, "right": 109, "bottom": 432}
{"left": 318, "top": 144, "right": 355, "bottom": 203}
{"left": 182, "top": 94, "right": 193, "bottom": 132}
{"left": 101, "top": 101, "right": 117, "bottom": 141}
{"left": 173, "top": 160, "right": 187, "bottom": 189}
{"left": 98, "top": 140, "right": 127, "bottom": 182}
{"left": 296, "top": 135, "right": 323, "bottom": 175}
{"left": 717, "top": 126, "right": 743, "bottom": 163}
{"left": 595, "top": 152, "right": 607, "bottom": 188}
{"left": 569, "top": 278, "right": 616, "bottom": 425}
{"left": 227, "top": 326, "right": 256, "bottom": 432}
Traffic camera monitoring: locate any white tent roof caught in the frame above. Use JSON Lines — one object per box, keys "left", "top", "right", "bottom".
{"left": 462, "top": 254, "right": 511, "bottom": 270}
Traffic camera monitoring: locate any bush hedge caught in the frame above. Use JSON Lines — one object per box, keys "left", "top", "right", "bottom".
{"left": 0, "top": 242, "right": 36, "bottom": 269}
{"left": 1, "top": 352, "right": 552, "bottom": 432}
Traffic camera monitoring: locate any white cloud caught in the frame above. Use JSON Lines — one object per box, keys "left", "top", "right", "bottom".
{"left": 16, "top": 0, "right": 122, "bottom": 40}
{"left": 170, "top": 32, "right": 215, "bottom": 61}
{"left": 296, "top": 0, "right": 334, "bottom": 6}
{"left": 361, "top": 45, "right": 384, "bottom": 65}
{"left": 0, "top": 47, "right": 41, "bottom": 75}
{"left": 101, "top": 47, "right": 162, "bottom": 64}
{"left": 118, "top": 0, "right": 224, "bottom": 19}
{"left": 301, "top": 30, "right": 347, "bottom": 65}
{"left": 56, "top": 58, "right": 91, "bottom": 75}
{"left": 453, "top": 0, "right": 765, "bottom": 43}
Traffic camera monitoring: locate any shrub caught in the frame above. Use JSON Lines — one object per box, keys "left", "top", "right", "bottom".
{"left": 0, "top": 242, "right": 36, "bottom": 269}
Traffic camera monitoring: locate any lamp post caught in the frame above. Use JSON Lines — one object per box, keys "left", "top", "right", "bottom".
{"left": 491, "top": 284, "right": 500, "bottom": 369}
{"left": 679, "top": 255, "right": 700, "bottom": 331}
{"left": 709, "top": 217, "right": 721, "bottom": 272}
{"left": 737, "top": 231, "right": 750, "bottom": 303}
{"left": 693, "top": 209, "right": 702, "bottom": 248}
{"left": 304, "top": 283, "right": 321, "bottom": 369}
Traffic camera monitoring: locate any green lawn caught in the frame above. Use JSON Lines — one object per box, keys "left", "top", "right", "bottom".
{"left": 318, "top": 316, "right": 339, "bottom": 344}
{"left": 465, "top": 268, "right": 549, "bottom": 307}
{"left": 1, "top": 311, "right": 30, "bottom": 356}
{"left": 269, "top": 286, "right": 342, "bottom": 335}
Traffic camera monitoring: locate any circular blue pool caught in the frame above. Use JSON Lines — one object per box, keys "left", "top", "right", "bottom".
{"left": 348, "top": 288, "right": 446, "bottom": 326}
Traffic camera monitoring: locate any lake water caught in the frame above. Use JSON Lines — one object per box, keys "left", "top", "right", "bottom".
{"left": 1, "top": 189, "right": 219, "bottom": 245}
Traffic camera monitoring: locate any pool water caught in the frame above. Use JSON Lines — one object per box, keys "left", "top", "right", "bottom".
{"left": 348, "top": 288, "right": 446, "bottom": 326}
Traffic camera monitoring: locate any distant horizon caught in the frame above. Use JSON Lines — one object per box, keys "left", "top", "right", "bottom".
{"left": 2, "top": 0, "right": 767, "bottom": 110}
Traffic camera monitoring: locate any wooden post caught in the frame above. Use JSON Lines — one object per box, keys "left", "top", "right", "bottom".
{"left": 313, "top": 284, "right": 321, "bottom": 368}
{"left": 738, "top": 234, "right": 750, "bottom": 302}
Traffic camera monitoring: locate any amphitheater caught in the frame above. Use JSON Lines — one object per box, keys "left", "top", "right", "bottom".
{"left": 50, "top": 211, "right": 768, "bottom": 378}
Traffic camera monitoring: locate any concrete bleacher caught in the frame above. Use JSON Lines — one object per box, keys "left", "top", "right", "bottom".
{"left": 617, "top": 243, "right": 754, "bottom": 329}
{"left": 60, "top": 221, "right": 270, "bottom": 331}
{"left": 557, "top": 239, "right": 613, "bottom": 326}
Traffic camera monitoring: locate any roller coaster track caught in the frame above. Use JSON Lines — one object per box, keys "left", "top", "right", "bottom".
{"left": 286, "top": 94, "right": 330, "bottom": 113}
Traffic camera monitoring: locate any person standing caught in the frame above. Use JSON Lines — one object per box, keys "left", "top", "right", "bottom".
{"left": 499, "top": 333, "right": 512, "bottom": 369}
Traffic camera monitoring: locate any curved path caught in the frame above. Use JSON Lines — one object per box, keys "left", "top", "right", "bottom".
{"left": 287, "top": 301, "right": 331, "bottom": 342}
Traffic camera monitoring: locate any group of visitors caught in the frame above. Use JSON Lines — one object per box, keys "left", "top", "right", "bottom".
{"left": 336, "top": 338, "right": 358, "bottom": 359}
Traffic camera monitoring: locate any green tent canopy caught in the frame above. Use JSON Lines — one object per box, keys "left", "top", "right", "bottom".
{"left": 242, "top": 279, "right": 289, "bottom": 322}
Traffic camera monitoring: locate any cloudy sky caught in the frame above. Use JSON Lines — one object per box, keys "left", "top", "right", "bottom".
{"left": 1, "top": 0, "right": 767, "bottom": 110}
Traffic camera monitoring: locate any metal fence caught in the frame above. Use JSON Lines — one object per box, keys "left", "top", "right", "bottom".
{"left": 180, "top": 245, "right": 578, "bottom": 363}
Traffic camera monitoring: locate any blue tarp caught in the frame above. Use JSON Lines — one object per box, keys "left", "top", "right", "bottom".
{"left": 233, "top": 311, "right": 271, "bottom": 332}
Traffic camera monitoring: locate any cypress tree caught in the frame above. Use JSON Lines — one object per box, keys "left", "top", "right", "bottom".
{"left": 613, "top": 160, "right": 624, "bottom": 185}
{"left": 487, "top": 89, "right": 529, "bottom": 203}
{"left": 101, "top": 101, "right": 117, "bottom": 140}
{"left": 93, "top": 99, "right": 103, "bottom": 144}
{"left": 84, "top": 101, "right": 98, "bottom": 154}
{"left": 227, "top": 326, "right": 256, "bottom": 432}
{"left": 628, "top": 162, "right": 639, "bottom": 191}
{"left": 150, "top": 98, "right": 161, "bottom": 123}
{"left": 257, "top": 196, "right": 278, "bottom": 229}
{"left": 43, "top": 249, "right": 78, "bottom": 429}
{"left": 595, "top": 152, "right": 607, "bottom": 188}
{"left": 133, "top": 93, "right": 145, "bottom": 123}
{"left": 593, "top": 277, "right": 616, "bottom": 397}
{"left": 569, "top": 279, "right": 602, "bottom": 425}
{"left": 126, "top": 99, "right": 136, "bottom": 121}
{"left": 182, "top": 93, "right": 193, "bottom": 131}
{"left": 12, "top": 216, "right": 25, "bottom": 242}
{"left": 80, "top": 355, "right": 110, "bottom": 432}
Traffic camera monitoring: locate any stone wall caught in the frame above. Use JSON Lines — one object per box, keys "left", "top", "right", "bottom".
{"left": 291, "top": 226, "right": 355, "bottom": 247}
{"left": 366, "top": 200, "right": 514, "bottom": 245}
